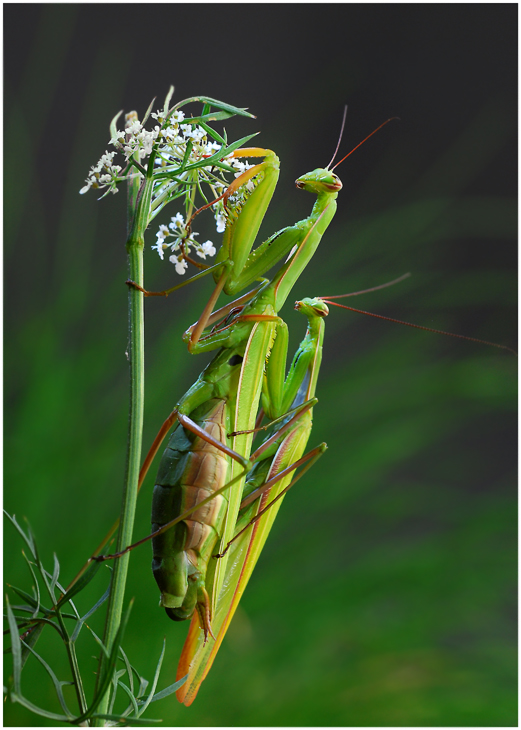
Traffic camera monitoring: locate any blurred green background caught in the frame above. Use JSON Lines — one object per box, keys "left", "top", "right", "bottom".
{"left": 4, "top": 4, "right": 516, "bottom": 726}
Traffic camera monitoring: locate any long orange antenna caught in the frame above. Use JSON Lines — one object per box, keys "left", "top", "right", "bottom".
{"left": 321, "top": 299, "right": 517, "bottom": 355}
{"left": 326, "top": 105, "right": 348, "bottom": 170}
{"left": 331, "top": 117, "right": 400, "bottom": 171}
{"left": 322, "top": 273, "right": 411, "bottom": 300}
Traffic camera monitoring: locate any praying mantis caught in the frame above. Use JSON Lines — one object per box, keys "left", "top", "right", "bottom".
{"left": 174, "top": 296, "right": 329, "bottom": 705}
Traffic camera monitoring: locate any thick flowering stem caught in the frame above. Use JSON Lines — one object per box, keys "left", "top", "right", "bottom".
{"left": 94, "top": 155, "right": 147, "bottom": 725}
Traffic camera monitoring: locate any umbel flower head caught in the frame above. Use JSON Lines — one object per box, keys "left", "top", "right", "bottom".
{"left": 80, "top": 89, "right": 260, "bottom": 272}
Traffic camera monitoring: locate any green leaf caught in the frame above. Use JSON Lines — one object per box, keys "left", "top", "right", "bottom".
{"left": 4, "top": 512, "right": 36, "bottom": 558}
{"left": 199, "top": 120, "right": 226, "bottom": 146}
{"left": 180, "top": 138, "right": 194, "bottom": 171}
{"left": 136, "top": 639, "right": 165, "bottom": 717}
{"left": 57, "top": 558, "right": 102, "bottom": 608}
{"left": 16, "top": 618, "right": 46, "bottom": 669}
{"left": 141, "top": 95, "right": 156, "bottom": 127}
{"left": 5, "top": 587, "right": 75, "bottom": 620}
{"left": 85, "top": 625, "right": 110, "bottom": 659}
{"left": 20, "top": 621, "right": 47, "bottom": 670}
{"left": 9, "top": 692, "right": 72, "bottom": 723}
{"left": 50, "top": 553, "right": 60, "bottom": 596}
{"left": 20, "top": 551, "right": 40, "bottom": 618}
{"left": 186, "top": 109, "right": 237, "bottom": 126}
{"left": 118, "top": 645, "right": 135, "bottom": 696}
{"left": 88, "top": 713, "right": 161, "bottom": 725}
{"left": 107, "top": 665, "right": 119, "bottom": 716}
{"left": 6, "top": 597, "right": 22, "bottom": 694}
{"left": 6, "top": 585, "right": 42, "bottom": 611}
{"left": 71, "top": 585, "right": 110, "bottom": 643}
{"left": 163, "top": 85, "right": 174, "bottom": 115}
{"left": 110, "top": 109, "right": 124, "bottom": 142}
{"left": 117, "top": 679, "right": 140, "bottom": 718}
{"left": 3, "top": 614, "right": 64, "bottom": 645}
{"left": 78, "top": 599, "right": 133, "bottom": 722}
{"left": 31, "top": 539, "right": 55, "bottom": 605}
{"left": 169, "top": 95, "right": 255, "bottom": 119}
{"left": 20, "top": 639, "right": 74, "bottom": 719}
{"left": 141, "top": 674, "right": 188, "bottom": 704}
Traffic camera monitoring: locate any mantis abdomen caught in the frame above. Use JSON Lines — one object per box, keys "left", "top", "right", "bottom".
{"left": 151, "top": 397, "right": 231, "bottom": 631}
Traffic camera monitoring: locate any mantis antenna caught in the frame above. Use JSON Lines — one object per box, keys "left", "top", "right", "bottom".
{"left": 320, "top": 286, "right": 517, "bottom": 356}
{"left": 330, "top": 116, "right": 400, "bottom": 172}
{"left": 326, "top": 105, "right": 348, "bottom": 170}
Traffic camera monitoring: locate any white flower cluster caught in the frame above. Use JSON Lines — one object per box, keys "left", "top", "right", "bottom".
{"left": 208, "top": 159, "right": 257, "bottom": 238}
{"left": 80, "top": 109, "right": 222, "bottom": 197}
{"left": 227, "top": 159, "right": 259, "bottom": 212}
{"left": 79, "top": 151, "right": 122, "bottom": 195}
{"left": 118, "top": 117, "right": 160, "bottom": 161}
{"left": 152, "top": 156, "right": 260, "bottom": 275}
{"left": 81, "top": 103, "right": 262, "bottom": 276}
{"left": 151, "top": 212, "right": 217, "bottom": 275}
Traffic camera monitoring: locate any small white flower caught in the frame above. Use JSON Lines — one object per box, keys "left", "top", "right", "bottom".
{"left": 215, "top": 212, "right": 226, "bottom": 233}
{"left": 169, "top": 212, "right": 185, "bottom": 231}
{"left": 157, "top": 224, "right": 169, "bottom": 240}
{"left": 205, "top": 141, "right": 221, "bottom": 155}
{"left": 228, "top": 158, "right": 254, "bottom": 176}
{"left": 110, "top": 131, "right": 125, "bottom": 146}
{"left": 152, "top": 240, "right": 165, "bottom": 260}
{"left": 126, "top": 120, "right": 142, "bottom": 135}
{"left": 170, "top": 255, "right": 188, "bottom": 275}
{"left": 99, "top": 151, "right": 116, "bottom": 166}
{"left": 171, "top": 110, "right": 185, "bottom": 124}
{"left": 197, "top": 241, "right": 216, "bottom": 259}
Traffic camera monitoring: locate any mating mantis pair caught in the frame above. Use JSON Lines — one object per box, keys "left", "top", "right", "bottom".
{"left": 97, "top": 116, "right": 394, "bottom": 703}
{"left": 131, "top": 145, "right": 349, "bottom": 703}
{"left": 97, "top": 109, "right": 513, "bottom": 706}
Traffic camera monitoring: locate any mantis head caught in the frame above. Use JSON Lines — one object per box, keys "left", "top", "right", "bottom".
{"left": 295, "top": 115, "right": 399, "bottom": 195}
{"left": 295, "top": 169, "right": 342, "bottom": 194}
{"left": 294, "top": 297, "right": 330, "bottom": 318}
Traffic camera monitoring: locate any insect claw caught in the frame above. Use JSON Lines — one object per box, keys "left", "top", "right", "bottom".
{"left": 196, "top": 586, "right": 215, "bottom": 644}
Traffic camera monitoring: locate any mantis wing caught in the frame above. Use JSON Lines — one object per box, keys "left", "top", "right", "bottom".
{"left": 209, "top": 321, "right": 275, "bottom": 613}
{"left": 176, "top": 424, "right": 311, "bottom": 705}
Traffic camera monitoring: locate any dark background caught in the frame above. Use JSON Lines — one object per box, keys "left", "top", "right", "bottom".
{"left": 4, "top": 4, "right": 517, "bottom": 726}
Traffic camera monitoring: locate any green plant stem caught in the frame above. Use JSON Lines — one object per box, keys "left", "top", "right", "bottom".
{"left": 94, "top": 161, "right": 146, "bottom": 725}
{"left": 55, "top": 608, "right": 88, "bottom": 717}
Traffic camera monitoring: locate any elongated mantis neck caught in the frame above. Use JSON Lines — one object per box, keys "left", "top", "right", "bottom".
{"left": 307, "top": 313, "right": 326, "bottom": 341}
{"left": 271, "top": 190, "right": 338, "bottom": 311}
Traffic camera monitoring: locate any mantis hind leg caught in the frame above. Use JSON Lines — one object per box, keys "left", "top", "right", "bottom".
{"left": 215, "top": 442, "right": 327, "bottom": 559}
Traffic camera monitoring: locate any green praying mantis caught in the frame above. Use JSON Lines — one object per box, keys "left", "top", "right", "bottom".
{"left": 174, "top": 296, "right": 329, "bottom": 705}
